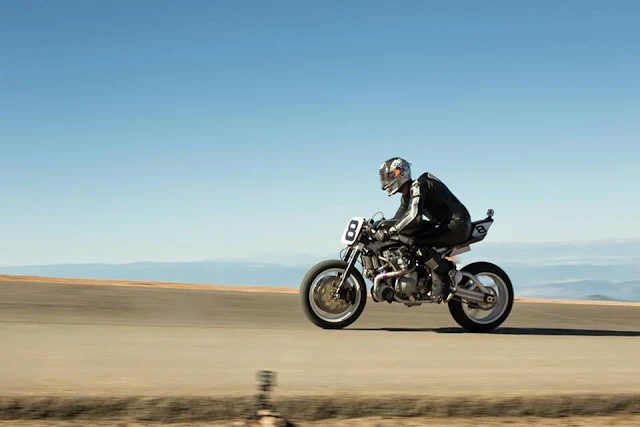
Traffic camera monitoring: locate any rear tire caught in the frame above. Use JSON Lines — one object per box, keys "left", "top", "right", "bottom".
{"left": 300, "top": 259, "right": 367, "bottom": 329}
{"left": 447, "top": 261, "right": 514, "bottom": 333}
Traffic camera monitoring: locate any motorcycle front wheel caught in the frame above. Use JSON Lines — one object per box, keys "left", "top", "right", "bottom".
{"left": 300, "top": 259, "right": 368, "bottom": 329}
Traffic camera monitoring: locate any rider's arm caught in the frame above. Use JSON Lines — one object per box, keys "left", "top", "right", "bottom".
{"left": 392, "top": 196, "right": 409, "bottom": 220}
{"left": 389, "top": 180, "right": 423, "bottom": 235}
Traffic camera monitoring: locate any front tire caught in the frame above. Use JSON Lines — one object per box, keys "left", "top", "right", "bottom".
{"left": 300, "top": 259, "right": 367, "bottom": 329}
{"left": 447, "top": 261, "right": 514, "bottom": 333}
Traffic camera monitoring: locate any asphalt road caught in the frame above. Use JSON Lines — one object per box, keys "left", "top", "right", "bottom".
{"left": 1, "top": 280, "right": 639, "bottom": 398}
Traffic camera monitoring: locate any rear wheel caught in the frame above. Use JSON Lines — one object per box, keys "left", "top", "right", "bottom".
{"left": 300, "top": 259, "right": 367, "bottom": 329}
{"left": 448, "top": 261, "right": 514, "bottom": 332}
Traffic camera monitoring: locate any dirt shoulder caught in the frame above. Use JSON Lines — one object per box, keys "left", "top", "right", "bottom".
{"left": 0, "top": 274, "right": 298, "bottom": 294}
{"left": 1, "top": 274, "right": 638, "bottom": 307}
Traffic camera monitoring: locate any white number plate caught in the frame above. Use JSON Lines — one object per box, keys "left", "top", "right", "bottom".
{"left": 340, "top": 217, "right": 365, "bottom": 246}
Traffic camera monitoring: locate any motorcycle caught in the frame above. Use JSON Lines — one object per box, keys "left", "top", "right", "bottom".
{"left": 299, "top": 208, "right": 514, "bottom": 332}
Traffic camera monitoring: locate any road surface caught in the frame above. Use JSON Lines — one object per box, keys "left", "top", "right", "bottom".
{"left": 1, "top": 279, "right": 639, "bottom": 398}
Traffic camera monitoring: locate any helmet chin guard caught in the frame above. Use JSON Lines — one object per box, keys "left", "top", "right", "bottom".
{"left": 379, "top": 157, "right": 412, "bottom": 196}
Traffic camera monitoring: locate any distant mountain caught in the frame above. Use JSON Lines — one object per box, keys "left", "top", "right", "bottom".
{"left": 2, "top": 239, "right": 639, "bottom": 301}
{"left": 583, "top": 294, "right": 621, "bottom": 302}
{"left": 511, "top": 279, "right": 640, "bottom": 302}
{"left": 455, "top": 239, "right": 640, "bottom": 266}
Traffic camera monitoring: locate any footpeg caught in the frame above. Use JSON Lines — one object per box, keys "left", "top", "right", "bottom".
{"left": 444, "top": 291, "right": 455, "bottom": 303}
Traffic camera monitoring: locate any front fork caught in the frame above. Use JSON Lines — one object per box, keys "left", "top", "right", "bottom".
{"left": 333, "top": 244, "right": 363, "bottom": 300}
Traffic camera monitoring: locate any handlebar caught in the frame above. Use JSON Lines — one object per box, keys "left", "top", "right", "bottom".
{"left": 360, "top": 213, "right": 397, "bottom": 241}
{"left": 362, "top": 223, "right": 375, "bottom": 237}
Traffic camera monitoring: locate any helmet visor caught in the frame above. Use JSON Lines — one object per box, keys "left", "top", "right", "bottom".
{"left": 379, "top": 166, "right": 400, "bottom": 190}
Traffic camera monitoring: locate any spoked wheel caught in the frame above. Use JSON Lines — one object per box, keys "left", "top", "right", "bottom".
{"left": 300, "top": 259, "right": 367, "bottom": 329}
{"left": 448, "top": 261, "right": 514, "bottom": 332}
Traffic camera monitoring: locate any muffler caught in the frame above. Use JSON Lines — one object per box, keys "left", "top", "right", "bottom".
{"left": 372, "top": 264, "right": 415, "bottom": 303}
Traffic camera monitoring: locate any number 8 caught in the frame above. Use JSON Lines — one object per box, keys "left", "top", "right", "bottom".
{"left": 345, "top": 220, "right": 359, "bottom": 240}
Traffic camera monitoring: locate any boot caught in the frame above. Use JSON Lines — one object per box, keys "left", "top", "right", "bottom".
{"left": 422, "top": 250, "right": 461, "bottom": 300}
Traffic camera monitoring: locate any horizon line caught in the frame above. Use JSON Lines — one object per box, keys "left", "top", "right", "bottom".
{"left": 2, "top": 237, "right": 639, "bottom": 268}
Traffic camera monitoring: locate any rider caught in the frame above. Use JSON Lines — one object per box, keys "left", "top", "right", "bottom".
{"left": 373, "top": 157, "right": 472, "bottom": 299}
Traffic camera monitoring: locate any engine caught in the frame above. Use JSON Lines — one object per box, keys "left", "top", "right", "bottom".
{"left": 396, "top": 272, "right": 421, "bottom": 296}
{"left": 394, "top": 267, "right": 430, "bottom": 302}
{"left": 362, "top": 246, "right": 431, "bottom": 303}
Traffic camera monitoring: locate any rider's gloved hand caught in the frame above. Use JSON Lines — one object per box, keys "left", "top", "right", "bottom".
{"left": 373, "top": 228, "right": 390, "bottom": 241}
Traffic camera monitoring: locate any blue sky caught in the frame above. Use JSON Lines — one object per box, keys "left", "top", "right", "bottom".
{"left": 1, "top": 0, "right": 639, "bottom": 266}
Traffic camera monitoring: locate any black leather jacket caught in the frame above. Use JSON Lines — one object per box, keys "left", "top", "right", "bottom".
{"left": 390, "top": 172, "right": 471, "bottom": 234}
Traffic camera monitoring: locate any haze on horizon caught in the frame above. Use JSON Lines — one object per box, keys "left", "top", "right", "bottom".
{"left": 2, "top": 1, "right": 639, "bottom": 266}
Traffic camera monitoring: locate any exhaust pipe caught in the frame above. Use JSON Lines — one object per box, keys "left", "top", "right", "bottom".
{"left": 372, "top": 263, "right": 415, "bottom": 303}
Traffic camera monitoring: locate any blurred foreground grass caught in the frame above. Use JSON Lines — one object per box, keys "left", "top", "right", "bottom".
{"left": 0, "top": 394, "right": 638, "bottom": 424}
{"left": 1, "top": 415, "right": 640, "bottom": 426}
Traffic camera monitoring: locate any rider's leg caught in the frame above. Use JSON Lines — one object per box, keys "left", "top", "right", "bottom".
{"left": 412, "top": 219, "right": 472, "bottom": 297}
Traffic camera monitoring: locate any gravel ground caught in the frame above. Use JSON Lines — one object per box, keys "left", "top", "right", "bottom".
{"left": 1, "top": 416, "right": 640, "bottom": 426}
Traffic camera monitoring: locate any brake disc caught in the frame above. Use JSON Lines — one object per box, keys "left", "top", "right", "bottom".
{"left": 313, "top": 276, "right": 352, "bottom": 314}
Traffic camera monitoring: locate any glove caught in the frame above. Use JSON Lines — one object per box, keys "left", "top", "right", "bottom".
{"left": 373, "top": 228, "right": 390, "bottom": 241}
